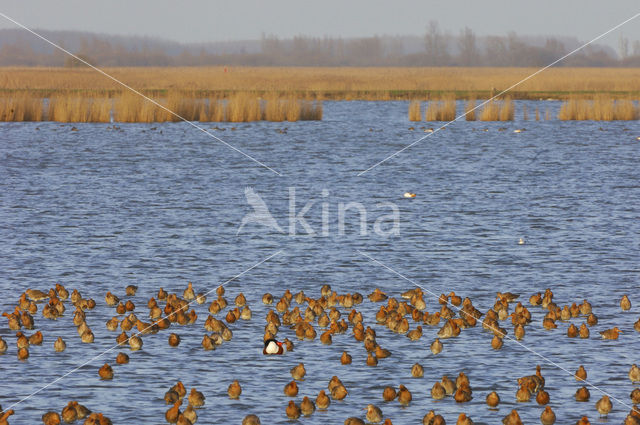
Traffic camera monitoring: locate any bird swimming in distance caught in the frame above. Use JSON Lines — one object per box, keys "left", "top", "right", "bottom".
{"left": 403, "top": 192, "right": 416, "bottom": 198}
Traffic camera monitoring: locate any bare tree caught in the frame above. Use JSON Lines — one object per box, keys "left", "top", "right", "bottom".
{"left": 424, "top": 21, "right": 449, "bottom": 65}
{"left": 457, "top": 27, "right": 478, "bottom": 66}
{"left": 618, "top": 35, "right": 629, "bottom": 59}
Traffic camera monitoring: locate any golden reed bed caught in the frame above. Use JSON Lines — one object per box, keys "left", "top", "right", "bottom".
{"left": 2, "top": 66, "right": 640, "bottom": 97}
{"left": 0, "top": 67, "right": 639, "bottom": 121}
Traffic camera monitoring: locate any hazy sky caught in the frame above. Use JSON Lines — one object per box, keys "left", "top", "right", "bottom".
{"left": 1, "top": 0, "right": 639, "bottom": 48}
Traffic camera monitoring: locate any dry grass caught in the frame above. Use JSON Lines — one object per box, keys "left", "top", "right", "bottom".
{"left": 479, "top": 98, "right": 514, "bottom": 121}
{"left": 425, "top": 96, "right": 456, "bottom": 121}
{"left": 3, "top": 67, "right": 640, "bottom": 100}
{"left": 408, "top": 101, "right": 422, "bottom": 121}
{"left": 0, "top": 93, "right": 43, "bottom": 121}
{"left": 24, "top": 91, "right": 323, "bottom": 123}
{"left": 48, "top": 95, "right": 111, "bottom": 122}
{"left": 558, "top": 97, "right": 639, "bottom": 120}
{"left": 465, "top": 99, "right": 476, "bottom": 121}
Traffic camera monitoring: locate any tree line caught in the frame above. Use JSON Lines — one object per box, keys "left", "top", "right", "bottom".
{"left": 1, "top": 25, "right": 639, "bottom": 67}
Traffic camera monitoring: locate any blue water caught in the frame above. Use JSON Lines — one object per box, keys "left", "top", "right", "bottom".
{"left": 1, "top": 101, "right": 639, "bottom": 424}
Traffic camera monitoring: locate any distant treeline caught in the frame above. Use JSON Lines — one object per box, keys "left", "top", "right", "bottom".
{"left": 1, "top": 24, "right": 640, "bottom": 67}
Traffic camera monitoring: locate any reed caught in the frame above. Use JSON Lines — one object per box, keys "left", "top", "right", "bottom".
{"left": 408, "top": 101, "right": 422, "bottom": 121}
{"left": 479, "top": 100, "right": 499, "bottom": 121}
{"left": 425, "top": 96, "right": 456, "bottom": 121}
{"left": 44, "top": 91, "right": 322, "bottom": 123}
{"left": 0, "top": 93, "right": 43, "bottom": 121}
{"left": 4, "top": 67, "right": 640, "bottom": 101}
{"left": 114, "top": 92, "right": 162, "bottom": 123}
{"left": 558, "top": 97, "right": 639, "bottom": 120}
{"left": 499, "top": 98, "right": 514, "bottom": 121}
{"left": 299, "top": 100, "right": 322, "bottom": 120}
{"left": 613, "top": 99, "right": 638, "bottom": 120}
{"left": 535, "top": 106, "right": 540, "bottom": 121}
{"left": 464, "top": 99, "right": 476, "bottom": 121}
{"left": 47, "top": 95, "right": 111, "bottom": 122}
{"left": 522, "top": 104, "right": 528, "bottom": 121}
{"left": 480, "top": 98, "right": 514, "bottom": 121}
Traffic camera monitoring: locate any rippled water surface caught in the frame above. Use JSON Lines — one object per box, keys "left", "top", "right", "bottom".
{"left": 1, "top": 101, "right": 639, "bottom": 424}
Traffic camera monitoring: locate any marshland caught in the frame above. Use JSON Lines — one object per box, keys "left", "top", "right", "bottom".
{"left": 2, "top": 17, "right": 640, "bottom": 425}
{"left": 2, "top": 97, "right": 640, "bottom": 424}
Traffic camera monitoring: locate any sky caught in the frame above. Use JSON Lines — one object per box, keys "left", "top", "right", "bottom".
{"left": 0, "top": 0, "right": 639, "bottom": 49}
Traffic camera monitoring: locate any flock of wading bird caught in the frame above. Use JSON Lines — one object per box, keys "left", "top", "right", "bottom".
{"left": 1, "top": 281, "right": 640, "bottom": 425}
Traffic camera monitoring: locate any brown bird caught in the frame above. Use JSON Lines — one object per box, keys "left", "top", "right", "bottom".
{"left": 540, "top": 406, "right": 556, "bottom": 425}
{"left": 575, "top": 386, "right": 590, "bottom": 402}
{"left": 367, "top": 352, "right": 378, "bottom": 367}
{"left": 341, "top": 351, "right": 352, "bottom": 365}
{"left": 228, "top": 380, "right": 242, "bottom": 399}
{"left": 397, "top": 385, "right": 412, "bottom": 406}
{"left": 316, "top": 390, "right": 331, "bottom": 409}
{"left": 575, "top": 365, "right": 587, "bottom": 381}
{"left": 457, "top": 413, "right": 473, "bottom": 425}
{"left": 188, "top": 388, "right": 205, "bottom": 407}
{"left": 61, "top": 402, "right": 78, "bottom": 423}
{"left": 168, "top": 333, "right": 180, "bottom": 347}
{"left": 455, "top": 385, "right": 473, "bottom": 403}
{"left": 431, "top": 382, "right": 446, "bottom": 400}
{"left": 242, "top": 415, "right": 261, "bottom": 425}
{"left": 344, "top": 418, "right": 365, "bottom": 425}
{"left": 183, "top": 406, "right": 197, "bottom": 424}
{"left": 441, "top": 376, "right": 456, "bottom": 395}
{"left": 502, "top": 409, "right": 523, "bottom": 425}
{"left": 486, "top": 391, "right": 500, "bottom": 408}
{"left": 290, "top": 363, "right": 306, "bottom": 380}
{"left": 423, "top": 410, "right": 446, "bottom": 425}
{"left": 536, "top": 390, "right": 550, "bottom": 405}
{"left": 579, "top": 323, "right": 590, "bottom": 338}
{"left": 595, "top": 395, "right": 612, "bottom": 416}
{"left": 567, "top": 324, "right": 578, "bottom": 337}
{"left": 165, "top": 400, "right": 182, "bottom": 423}
{"left": 42, "top": 411, "right": 61, "bottom": 425}
{"left": 54, "top": 337, "right": 66, "bottom": 352}
{"left": 116, "top": 352, "right": 129, "bottom": 364}
{"left": 411, "top": 363, "right": 424, "bottom": 378}
{"left": 630, "top": 364, "right": 640, "bottom": 383}
{"left": 600, "top": 327, "right": 622, "bottom": 339}
{"left": 575, "top": 416, "right": 591, "bottom": 425}
{"left": 515, "top": 384, "right": 531, "bottom": 402}
{"left": 285, "top": 401, "right": 301, "bottom": 420}
{"left": 284, "top": 380, "right": 299, "bottom": 397}
{"left": 331, "top": 384, "right": 348, "bottom": 400}
{"left": 98, "top": 363, "right": 113, "bottom": 380}
{"left": 430, "top": 338, "right": 443, "bottom": 355}
{"left": 407, "top": 326, "right": 422, "bottom": 341}
{"left": 382, "top": 386, "right": 396, "bottom": 402}
{"left": 300, "top": 396, "right": 315, "bottom": 416}
{"left": 164, "top": 389, "right": 180, "bottom": 405}
{"left": 491, "top": 335, "right": 504, "bottom": 349}
{"left": 621, "top": 295, "right": 632, "bottom": 311}
{"left": 365, "top": 404, "right": 383, "bottom": 423}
